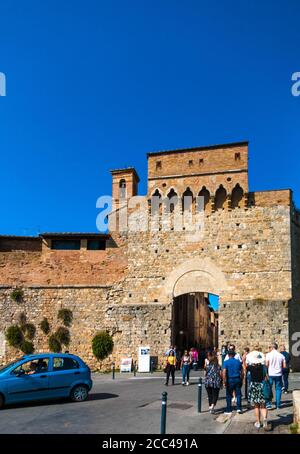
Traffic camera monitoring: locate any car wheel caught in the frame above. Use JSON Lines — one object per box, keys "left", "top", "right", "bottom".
{"left": 0, "top": 394, "right": 5, "bottom": 409}
{"left": 70, "top": 385, "right": 89, "bottom": 402}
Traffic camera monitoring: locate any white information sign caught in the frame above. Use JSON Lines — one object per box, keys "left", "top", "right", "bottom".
{"left": 120, "top": 357, "right": 132, "bottom": 373}
{"left": 138, "top": 346, "right": 150, "bottom": 373}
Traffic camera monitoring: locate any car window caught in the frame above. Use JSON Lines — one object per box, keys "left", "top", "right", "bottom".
{"left": 0, "top": 358, "right": 23, "bottom": 374}
{"left": 52, "top": 357, "right": 80, "bottom": 371}
{"left": 12, "top": 358, "right": 49, "bottom": 375}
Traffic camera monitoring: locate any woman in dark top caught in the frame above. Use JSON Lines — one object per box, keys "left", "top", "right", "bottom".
{"left": 247, "top": 350, "right": 268, "bottom": 429}
{"left": 204, "top": 352, "right": 222, "bottom": 414}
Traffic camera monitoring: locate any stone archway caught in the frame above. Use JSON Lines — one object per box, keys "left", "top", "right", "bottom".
{"left": 164, "top": 258, "right": 229, "bottom": 351}
{"left": 164, "top": 257, "right": 228, "bottom": 299}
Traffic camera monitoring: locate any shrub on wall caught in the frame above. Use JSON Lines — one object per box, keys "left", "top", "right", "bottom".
{"left": 10, "top": 288, "right": 24, "bottom": 303}
{"left": 55, "top": 327, "right": 70, "bottom": 346}
{"left": 48, "top": 334, "right": 61, "bottom": 353}
{"left": 57, "top": 308, "right": 73, "bottom": 327}
{"left": 23, "top": 323, "right": 36, "bottom": 340}
{"left": 20, "top": 340, "right": 34, "bottom": 354}
{"left": 92, "top": 331, "right": 114, "bottom": 361}
{"left": 5, "top": 325, "right": 23, "bottom": 348}
{"left": 39, "top": 318, "right": 50, "bottom": 335}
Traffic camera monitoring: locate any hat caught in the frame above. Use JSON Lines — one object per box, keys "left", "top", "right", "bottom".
{"left": 247, "top": 350, "right": 265, "bottom": 365}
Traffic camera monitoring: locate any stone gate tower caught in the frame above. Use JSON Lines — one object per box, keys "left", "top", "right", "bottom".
{"left": 0, "top": 141, "right": 300, "bottom": 370}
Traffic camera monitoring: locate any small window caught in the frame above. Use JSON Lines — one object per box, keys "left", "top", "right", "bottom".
{"left": 235, "top": 152, "right": 241, "bottom": 161}
{"left": 119, "top": 179, "right": 126, "bottom": 199}
{"left": 52, "top": 357, "right": 79, "bottom": 371}
{"left": 156, "top": 161, "right": 162, "bottom": 170}
{"left": 87, "top": 239, "right": 106, "bottom": 250}
{"left": 188, "top": 160, "right": 193, "bottom": 167}
{"left": 51, "top": 240, "right": 81, "bottom": 250}
{"left": 199, "top": 158, "right": 204, "bottom": 165}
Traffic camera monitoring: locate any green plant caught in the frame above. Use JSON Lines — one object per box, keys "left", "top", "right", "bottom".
{"left": 10, "top": 288, "right": 24, "bottom": 303}
{"left": 5, "top": 325, "right": 23, "bottom": 348}
{"left": 23, "top": 323, "right": 36, "bottom": 340}
{"left": 48, "top": 334, "right": 61, "bottom": 353}
{"left": 92, "top": 331, "right": 114, "bottom": 361}
{"left": 55, "top": 327, "right": 70, "bottom": 346}
{"left": 39, "top": 318, "right": 50, "bottom": 335}
{"left": 57, "top": 308, "right": 73, "bottom": 327}
{"left": 20, "top": 340, "right": 34, "bottom": 354}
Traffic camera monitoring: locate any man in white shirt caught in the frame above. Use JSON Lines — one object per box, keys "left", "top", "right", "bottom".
{"left": 224, "top": 344, "right": 242, "bottom": 362}
{"left": 265, "top": 342, "right": 286, "bottom": 410}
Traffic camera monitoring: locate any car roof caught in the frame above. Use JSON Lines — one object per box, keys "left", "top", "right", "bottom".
{"left": 21, "top": 353, "right": 80, "bottom": 360}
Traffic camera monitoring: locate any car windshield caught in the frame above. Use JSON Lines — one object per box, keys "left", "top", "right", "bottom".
{"left": 0, "top": 358, "right": 24, "bottom": 374}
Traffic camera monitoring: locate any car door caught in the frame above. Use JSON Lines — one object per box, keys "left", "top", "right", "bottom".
{"left": 48, "top": 356, "right": 81, "bottom": 398}
{"left": 6, "top": 358, "right": 50, "bottom": 404}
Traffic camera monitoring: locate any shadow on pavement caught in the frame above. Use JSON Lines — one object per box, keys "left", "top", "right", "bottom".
{"left": 88, "top": 393, "right": 119, "bottom": 401}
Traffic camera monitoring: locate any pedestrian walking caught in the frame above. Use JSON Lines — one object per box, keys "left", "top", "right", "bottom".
{"left": 247, "top": 349, "right": 269, "bottom": 430}
{"left": 242, "top": 347, "right": 250, "bottom": 405}
{"left": 204, "top": 351, "right": 222, "bottom": 414}
{"left": 224, "top": 344, "right": 242, "bottom": 362}
{"left": 223, "top": 348, "right": 244, "bottom": 414}
{"left": 221, "top": 344, "right": 227, "bottom": 367}
{"left": 164, "top": 350, "right": 176, "bottom": 386}
{"left": 191, "top": 347, "right": 199, "bottom": 370}
{"left": 181, "top": 350, "right": 192, "bottom": 385}
{"left": 280, "top": 345, "right": 290, "bottom": 393}
{"left": 176, "top": 349, "right": 182, "bottom": 370}
{"left": 265, "top": 343, "right": 286, "bottom": 409}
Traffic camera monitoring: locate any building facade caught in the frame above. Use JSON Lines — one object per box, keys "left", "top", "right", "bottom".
{"left": 0, "top": 141, "right": 300, "bottom": 370}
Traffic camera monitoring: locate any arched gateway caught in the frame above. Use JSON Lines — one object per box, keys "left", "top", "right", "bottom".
{"left": 164, "top": 258, "right": 229, "bottom": 351}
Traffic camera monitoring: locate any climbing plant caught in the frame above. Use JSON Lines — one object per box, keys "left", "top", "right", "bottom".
{"left": 57, "top": 308, "right": 73, "bottom": 327}
{"left": 10, "top": 288, "right": 24, "bottom": 304}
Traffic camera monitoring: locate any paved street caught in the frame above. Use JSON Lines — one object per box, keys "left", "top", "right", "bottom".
{"left": 0, "top": 371, "right": 299, "bottom": 434}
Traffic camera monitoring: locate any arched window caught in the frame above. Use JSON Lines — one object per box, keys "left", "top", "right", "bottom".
{"left": 151, "top": 189, "right": 162, "bottom": 215}
{"left": 198, "top": 186, "right": 210, "bottom": 211}
{"left": 231, "top": 184, "right": 244, "bottom": 208}
{"left": 182, "top": 187, "right": 193, "bottom": 211}
{"left": 166, "top": 188, "right": 178, "bottom": 213}
{"left": 119, "top": 179, "right": 126, "bottom": 199}
{"left": 215, "top": 185, "right": 227, "bottom": 210}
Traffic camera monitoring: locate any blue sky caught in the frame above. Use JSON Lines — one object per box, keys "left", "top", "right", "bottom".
{"left": 0, "top": 0, "right": 299, "bottom": 235}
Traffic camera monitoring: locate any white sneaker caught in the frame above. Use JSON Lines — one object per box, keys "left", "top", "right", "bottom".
{"left": 263, "top": 419, "right": 268, "bottom": 429}
{"left": 254, "top": 422, "right": 261, "bottom": 429}
{"left": 186, "top": 381, "right": 190, "bottom": 386}
{"left": 224, "top": 412, "right": 232, "bottom": 416}
{"left": 237, "top": 409, "right": 242, "bottom": 414}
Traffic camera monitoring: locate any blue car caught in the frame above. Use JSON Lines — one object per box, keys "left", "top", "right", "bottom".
{"left": 0, "top": 353, "right": 93, "bottom": 408}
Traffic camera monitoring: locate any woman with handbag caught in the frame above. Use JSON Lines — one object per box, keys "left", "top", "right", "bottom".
{"left": 164, "top": 350, "right": 176, "bottom": 386}
{"left": 247, "top": 349, "right": 270, "bottom": 430}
